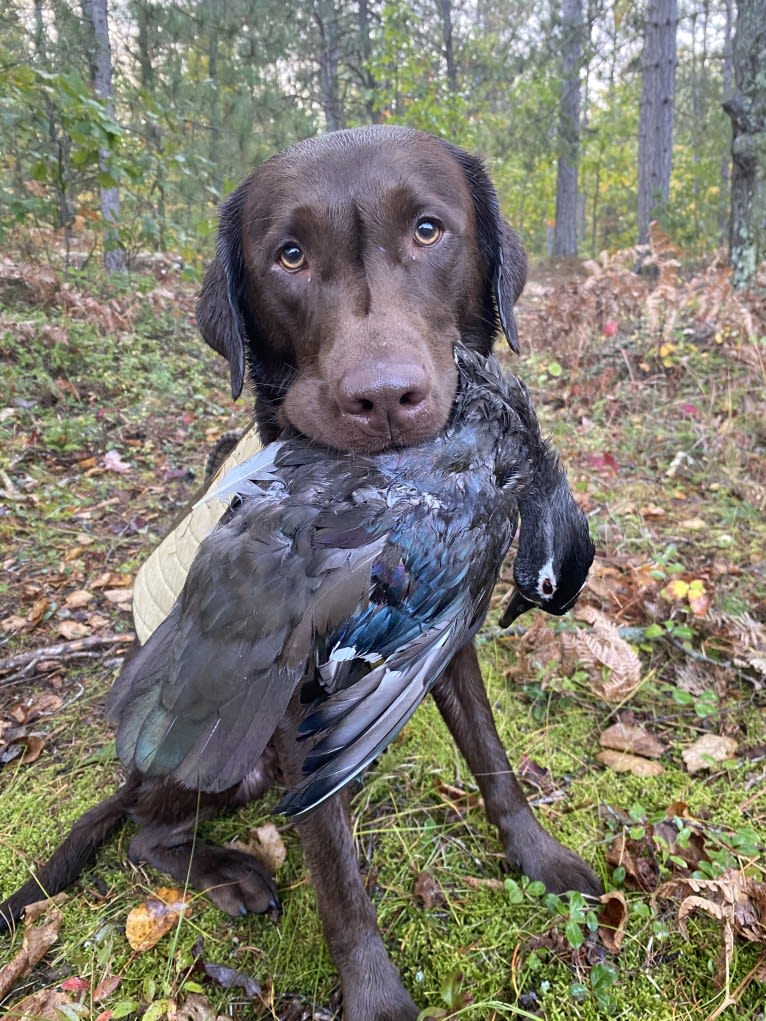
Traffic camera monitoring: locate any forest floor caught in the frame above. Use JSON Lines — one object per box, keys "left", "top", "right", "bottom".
{"left": 0, "top": 231, "right": 765, "bottom": 1021}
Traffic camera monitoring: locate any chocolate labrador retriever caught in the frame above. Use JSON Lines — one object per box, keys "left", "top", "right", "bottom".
{"left": 1, "top": 126, "right": 600, "bottom": 1020}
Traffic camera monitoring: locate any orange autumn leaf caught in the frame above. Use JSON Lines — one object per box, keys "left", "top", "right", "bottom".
{"left": 125, "top": 887, "right": 192, "bottom": 952}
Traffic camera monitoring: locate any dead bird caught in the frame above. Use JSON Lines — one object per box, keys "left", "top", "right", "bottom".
{"left": 0, "top": 345, "right": 594, "bottom": 932}
{"left": 107, "top": 346, "right": 593, "bottom": 815}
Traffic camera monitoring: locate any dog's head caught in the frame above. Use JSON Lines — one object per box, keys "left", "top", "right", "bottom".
{"left": 197, "top": 126, "right": 526, "bottom": 453}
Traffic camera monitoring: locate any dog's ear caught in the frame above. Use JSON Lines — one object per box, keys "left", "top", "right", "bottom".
{"left": 444, "top": 144, "right": 527, "bottom": 354}
{"left": 196, "top": 185, "right": 249, "bottom": 400}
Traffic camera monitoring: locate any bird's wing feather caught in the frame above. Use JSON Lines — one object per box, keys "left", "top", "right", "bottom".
{"left": 276, "top": 613, "right": 468, "bottom": 817}
{"left": 107, "top": 491, "right": 390, "bottom": 793}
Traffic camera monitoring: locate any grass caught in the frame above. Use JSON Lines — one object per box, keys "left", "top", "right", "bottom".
{"left": 0, "top": 255, "right": 764, "bottom": 1019}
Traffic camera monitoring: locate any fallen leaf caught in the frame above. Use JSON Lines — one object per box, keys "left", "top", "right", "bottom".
{"left": 596, "top": 749, "right": 664, "bottom": 776}
{"left": 413, "top": 872, "right": 446, "bottom": 910}
{"left": 680, "top": 517, "right": 707, "bottom": 531}
{"left": 3, "top": 988, "right": 74, "bottom": 1020}
{"left": 682, "top": 734, "right": 738, "bottom": 774}
{"left": 177, "top": 992, "right": 231, "bottom": 1021}
{"left": 125, "top": 887, "right": 192, "bottom": 952}
{"left": 599, "top": 722, "right": 665, "bottom": 759}
{"left": 661, "top": 578, "right": 690, "bottom": 601}
{"left": 199, "top": 962, "right": 261, "bottom": 997}
{"left": 244, "top": 823, "right": 287, "bottom": 874}
{"left": 228, "top": 823, "right": 287, "bottom": 875}
{"left": 56, "top": 620, "right": 90, "bottom": 640}
{"left": 103, "top": 449, "right": 131, "bottom": 474}
{"left": 103, "top": 588, "right": 133, "bottom": 606}
{"left": 27, "top": 596, "right": 49, "bottom": 628}
{"left": 655, "top": 870, "right": 766, "bottom": 988}
{"left": 640, "top": 504, "right": 666, "bottom": 519}
{"left": 0, "top": 905, "right": 61, "bottom": 1000}
{"left": 598, "top": 890, "right": 628, "bottom": 953}
{"left": 93, "top": 974, "right": 122, "bottom": 1001}
{"left": 64, "top": 589, "right": 94, "bottom": 609}
{"left": 566, "top": 606, "right": 642, "bottom": 701}
{"left": 605, "top": 831, "right": 660, "bottom": 892}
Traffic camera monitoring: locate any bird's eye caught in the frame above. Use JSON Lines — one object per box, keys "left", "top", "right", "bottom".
{"left": 278, "top": 244, "right": 306, "bottom": 271}
{"left": 414, "top": 218, "right": 443, "bottom": 247}
{"left": 541, "top": 577, "right": 555, "bottom": 596}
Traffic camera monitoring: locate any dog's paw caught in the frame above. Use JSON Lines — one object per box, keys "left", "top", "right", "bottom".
{"left": 192, "top": 847, "right": 280, "bottom": 916}
{"left": 507, "top": 827, "right": 602, "bottom": 899}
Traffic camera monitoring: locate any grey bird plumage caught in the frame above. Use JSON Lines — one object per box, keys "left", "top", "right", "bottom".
{"left": 106, "top": 347, "right": 594, "bottom": 817}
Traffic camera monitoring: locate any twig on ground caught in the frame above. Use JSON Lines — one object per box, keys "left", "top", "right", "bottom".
{"left": 0, "top": 634, "right": 134, "bottom": 684}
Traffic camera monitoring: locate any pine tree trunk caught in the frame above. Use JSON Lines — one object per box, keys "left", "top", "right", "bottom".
{"left": 82, "top": 0, "right": 125, "bottom": 272}
{"left": 724, "top": 0, "right": 766, "bottom": 288}
{"left": 553, "top": 0, "right": 583, "bottom": 257}
{"left": 314, "top": 0, "right": 344, "bottom": 132}
{"left": 637, "top": 0, "right": 678, "bottom": 245}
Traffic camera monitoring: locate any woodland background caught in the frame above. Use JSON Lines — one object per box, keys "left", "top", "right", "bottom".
{"left": 0, "top": 0, "right": 763, "bottom": 274}
{"left": 1, "top": 2, "right": 766, "bottom": 1021}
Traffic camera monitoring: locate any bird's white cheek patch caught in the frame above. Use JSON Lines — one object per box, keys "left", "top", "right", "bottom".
{"left": 536, "top": 557, "right": 557, "bottom": 601}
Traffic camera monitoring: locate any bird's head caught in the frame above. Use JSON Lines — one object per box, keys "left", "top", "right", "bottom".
{"left": 500, "top": 467, "right": 595, "bottom": 626}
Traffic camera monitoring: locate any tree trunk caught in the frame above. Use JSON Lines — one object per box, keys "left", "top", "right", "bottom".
{"left": 723, "top": 0, "right": 766, "bottom": 288}
{"left": 553, "top": 0, "right": 583, "bottom": 257}
{"left": 637, "top": 0, "right": 678, "bottom": 245}
{"left": 314, "top": 0, "right": 344, "bottom": 132}
{"left": 82, "top": 0, "right": 125, "bottom": 271}
{"left": 357, "top": 0, "right": 380, "bottom": 123}
{"left": 437, "top": 0, "right": 457, "bottom": 96}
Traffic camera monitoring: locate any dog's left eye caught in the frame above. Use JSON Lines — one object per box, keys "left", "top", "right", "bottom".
{"left": 278, "top": 244, "right": 306, "bottom": 271}
{"left": 414, "top": 219, "right": 443, "bottom": 247}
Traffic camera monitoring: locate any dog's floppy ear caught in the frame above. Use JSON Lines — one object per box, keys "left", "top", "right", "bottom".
{"left": 196, "top": 184, "right": 249, "bottom": 400}
{"left": 444, "top": 143, "right": 527, "bottom": 354}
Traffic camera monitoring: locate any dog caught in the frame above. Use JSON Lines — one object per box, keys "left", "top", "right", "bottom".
{"left": 1, "top": 126, "right": 600, "bottom": 1021}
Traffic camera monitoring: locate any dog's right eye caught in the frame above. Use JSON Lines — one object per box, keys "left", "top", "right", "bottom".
{"left": 278, "top": 244, "right": 306, "bottom": 271}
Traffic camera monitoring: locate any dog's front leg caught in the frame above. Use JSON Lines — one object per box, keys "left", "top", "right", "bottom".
{"left": 274, "top": 720, "right": 419, "bottom": 1021}
{"left": 433, "top": 642, "right": 602, "bottom": 897}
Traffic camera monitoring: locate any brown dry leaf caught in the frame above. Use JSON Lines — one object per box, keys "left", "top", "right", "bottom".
{"left": 1, "top": 614, "right": 29, "bottom": 634}
{"left": 229, "top": 823, "right": 287, "bottom": 875}
{"left": 639, "top": 504, "right": 666, "bottom": 520}
{"left": 567, "top": 606, "right": 642, "bottom": 702}
{"left": 596, "top": 749, "right": 664, "bottom": 777}
{"left": 682, "top": 734, "right": 738, "bottom": 774}
{"left": 177, "top": 992, "right": 230, "bottom": 1021}
{"left": 0, "top": 905, "right": 61, "bottom": 1000}
{"left": 93, "top": 974, "right": 122, "bottom": 1001}
{"left": 605, "top": 831, "right": 660, "bottom": 892}
{"left": 599, "top": 721, "right": 665, "bottom": 759}
{"left": 3, "top": 988, "right": 74, "bottom": 1020}
{"left": 598, "top": 890, "right": 628, "bottom": 953}
{"left": 56, "top": 619, "right": 91, "bottom": 640}
{"left": 413, "top": 872, "right": 446, "bottom": 909}
{"left": 27, "top": 596, "right": 49, "bottom": 628}
{"left": 103, "top": 587, "right": 133, "bottom": 606}
{"left": 125, "top": 887, "right": 192, "bottom": 952}
{"left": 655, "top": 870, "right": 766, "bottom": 988}
{"left": 64, "top": 589, "right": 94, "bottom": 609}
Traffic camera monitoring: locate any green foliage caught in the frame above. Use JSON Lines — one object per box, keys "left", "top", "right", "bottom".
{"left": 0, "top": 0, "right": 738, "bottom": 260}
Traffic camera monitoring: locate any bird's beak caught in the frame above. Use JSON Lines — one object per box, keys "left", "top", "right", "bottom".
{"left": 499, "top": 587, "right": 535, "bottom": 627}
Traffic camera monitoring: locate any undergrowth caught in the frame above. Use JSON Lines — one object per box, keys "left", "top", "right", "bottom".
{"left": 0, "top": 251, "right": 764, "bottom": 1020}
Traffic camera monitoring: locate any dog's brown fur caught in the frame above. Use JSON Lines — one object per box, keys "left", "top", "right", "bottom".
{"left": 1, "top": 127, "right": 599, "bottom": 1021}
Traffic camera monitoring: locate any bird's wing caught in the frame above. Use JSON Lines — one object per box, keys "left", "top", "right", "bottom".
{"left": 276, "top": 608, "right": 471, "bottom": 818}
{"left": 107, "top": 492, "right": 389, "bottom": 793}
{"left": 277, "top": 500, "right": 514, "bottom": 818}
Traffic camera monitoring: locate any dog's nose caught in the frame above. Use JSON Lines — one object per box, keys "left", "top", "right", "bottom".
{"left": 337, "top": 360, "right": 430, "bottom": 436}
